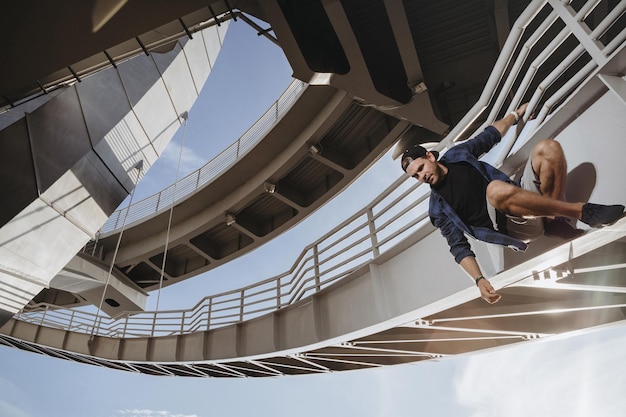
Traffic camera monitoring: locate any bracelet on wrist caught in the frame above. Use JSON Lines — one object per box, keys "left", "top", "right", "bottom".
{"left": 475, "top": 276, "right": 486, "bottom": 286}
{"left": 509, "top": 110, "right": 520, "bottom": 123}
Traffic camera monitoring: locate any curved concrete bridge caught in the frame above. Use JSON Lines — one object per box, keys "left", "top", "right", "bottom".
{"left": 0, "top": 12, "right": 230, "bottom": 320}
{"left": 1, "top": 0, "right": 626, "bottom": 376}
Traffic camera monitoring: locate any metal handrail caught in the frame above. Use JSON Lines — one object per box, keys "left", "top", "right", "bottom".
{"left": 23, "top": 176, "right": 430, "bottom": 337}
{"left": 99, "top": 78, "right": 306, "bottom": 234}
{"left": 0, "top": 9, "right": 278, "bottom": 114}
{"left": 17, "top": 0, "right": 626, "bottom": 339}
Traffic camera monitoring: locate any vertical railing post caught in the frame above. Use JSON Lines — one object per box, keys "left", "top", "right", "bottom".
{"left": 151, "top": 312, "right": 157, "bottom": 337}
{"left": 239, "top": 290, "right": 245, "bottom": 322}
{"left": 180, "top": 311, "right": 186, "bottom": 335}
{"left": 68, "top": 310, "right": 76, "bottom": 331}
{"left": 91, "top": 232, "right": 99, "bottom": 256}
{"left": 313, "top": 244, "right": 321, "bottom": 292}
{"left": 276, "top": 276, "right": 281, "bottom": 309}
{"left": 367, "top": 208, "right": 380, "bottom": 258}
{"left": 114, "top": 210, "right": 122, "bottom": 230}
{"left": 39, "top": 305, "right": 48, "bottom": 326}
{"left": 96, "top": 316, "right": 103, "bottom": 337}
{"left": 156, "top": 191, "right": 163, "bottom": 212}
{"left": 207, "top": 298, "right": 213, "bottom": 330}
{"left": 123, "top": 314, "right": 129, "bottom": 338}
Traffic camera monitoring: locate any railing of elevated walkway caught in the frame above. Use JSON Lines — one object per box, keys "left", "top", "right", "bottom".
{"left": 0, "top": 9, "right": 274, "bottom": 114}
{"left": 17, "top": 0, "right": 626, "bottom": 340}
{"left": 97, "top": 78, "right": 306, "bottom": 235}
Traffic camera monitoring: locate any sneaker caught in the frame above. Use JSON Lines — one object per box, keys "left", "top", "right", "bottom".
{"left": 544, "top": 217, "right": 584, "bottom": 239}
{"left": 580, "top": 203, "right": 625, "bottom": 227}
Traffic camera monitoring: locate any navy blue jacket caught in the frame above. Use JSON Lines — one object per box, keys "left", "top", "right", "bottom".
{"left": 429, "top": 126, "right": 528, "bottom": 263}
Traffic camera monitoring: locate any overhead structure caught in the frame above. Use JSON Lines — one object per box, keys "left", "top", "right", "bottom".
{"left": 0, "top": 5, "right": 231, "bottom": 322}
{"left": 1, "top": 0, "right": 626, "bottom": 376}
{"left": 10, "top": 0, "right": 546, "bottom": 313}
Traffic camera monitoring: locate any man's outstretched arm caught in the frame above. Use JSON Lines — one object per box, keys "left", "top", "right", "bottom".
{"left": 431, "top": 204, "right": 502, "bottom": 304}
{"left": 492, "top": 103, "right": 528, "bottom": 137}
{"left": 459, "top": 256, "right": 501, "bottom": 304}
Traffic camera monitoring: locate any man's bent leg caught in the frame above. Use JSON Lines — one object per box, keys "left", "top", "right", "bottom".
{"left": 529, "top": 139, "right": 567, "bottom": 199}
{"left": 487, "top": 180, "right": 582, "bottom": 219}
{"left": 526, "top": 139, "right": 582, "bottom": 239}
{"left": 491, "top": 160, "right": 543, "bottom": 241}
{"left": 487, "top": 180, "right": 624, "bottom": 227}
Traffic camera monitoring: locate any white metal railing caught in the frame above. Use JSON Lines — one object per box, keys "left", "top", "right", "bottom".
{"left": 17, "top": 0, "right": 626, "bottom": 339}
{"left": 99, "top": 78, "right": 307, "bottom": 234}
{"left": 24, "top": 176, "right": 432, "bottom": 338}
{"left": 1, "top": 10, "right": 279, "bottom": 114}
{"left": 438, "top": 0, "right": 626, "bottom": 165}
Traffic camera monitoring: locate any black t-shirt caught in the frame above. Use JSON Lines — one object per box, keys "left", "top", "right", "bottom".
{"left": 433, "top": 162, "right": 493, "bottom": 229}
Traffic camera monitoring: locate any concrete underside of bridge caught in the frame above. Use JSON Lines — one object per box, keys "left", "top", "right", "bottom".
{"left": 29, "top": 0, "right": 541, "bottom": 312}
{"left": 1, "top": 0, "right": 626, "bottom": 377}
{"left": 0, "top": 8, "right": 230, "bottom": 319}
{"left": 0, "top": 0, "right": 539, "bottom": 317}
{"left": 2, "top": 87, "right": 626, "bottom": 376}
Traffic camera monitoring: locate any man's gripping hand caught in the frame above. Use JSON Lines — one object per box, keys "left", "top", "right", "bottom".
{"left": 478, "top": 278, "right": 501, "bottom": 304}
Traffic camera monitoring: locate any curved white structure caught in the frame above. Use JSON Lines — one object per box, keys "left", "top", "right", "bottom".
{"left": 1, "top": 0, "right": 626, "bottom": 377}
{"left": 0, "top": 20, "right": 229, "bottom": 319}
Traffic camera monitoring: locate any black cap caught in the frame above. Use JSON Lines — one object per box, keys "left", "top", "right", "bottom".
{"left": 400, "top": 145, "right": 439, "bottom": 172}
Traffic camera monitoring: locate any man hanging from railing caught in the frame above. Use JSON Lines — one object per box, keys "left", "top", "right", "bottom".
{"left": 400, "top": 103, "right": 625, "bottom": 304}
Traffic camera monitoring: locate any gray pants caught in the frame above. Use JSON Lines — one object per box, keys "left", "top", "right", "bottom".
{"left": 487, "top": 157, "right": 544, "bottom": 243}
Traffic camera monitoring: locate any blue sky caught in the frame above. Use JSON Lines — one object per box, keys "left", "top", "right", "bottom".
{"left": 1, "top": 16, "right": 626, "bottom": 417}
